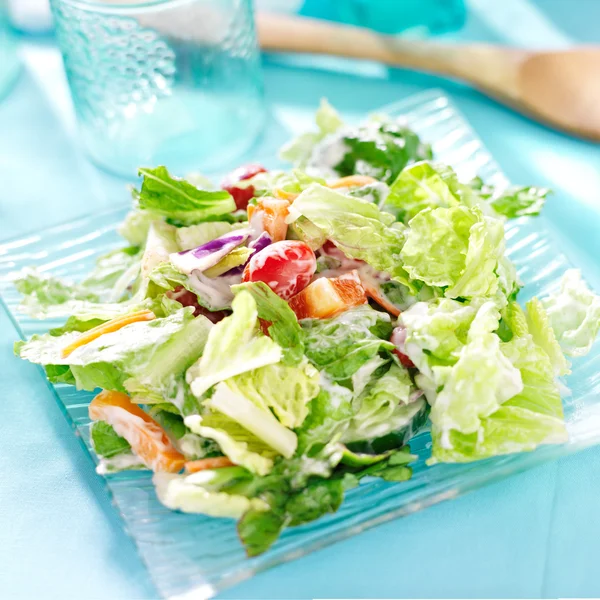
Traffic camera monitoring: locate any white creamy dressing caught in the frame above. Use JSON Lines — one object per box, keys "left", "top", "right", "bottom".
{"left": 187, "top": 271, "right": 237, "bottom": 309}
{"left": 96, "top": 452, "right": 145, "bottom": 475}
{"left": 306, "top": 131, "right": 351, "bottom": 179}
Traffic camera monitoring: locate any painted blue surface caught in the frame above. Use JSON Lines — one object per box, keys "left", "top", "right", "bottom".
{"left": 2, "top": 2, "right": 600, "bottom": 598}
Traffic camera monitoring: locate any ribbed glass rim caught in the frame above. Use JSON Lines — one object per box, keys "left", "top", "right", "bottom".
{"left": 50, "top": 0, "right": 230, "bottom": 15}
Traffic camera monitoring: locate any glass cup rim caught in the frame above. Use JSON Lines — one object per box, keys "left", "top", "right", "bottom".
{"left": 53, "top": 0, "right": 207, "bottom": 13}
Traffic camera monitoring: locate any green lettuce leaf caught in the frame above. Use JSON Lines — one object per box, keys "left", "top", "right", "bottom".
{"left": 488, "top": 185, "right": 550, "bottom": 218}
{"left": 141, "top": 220, "right": 179, "bottom": 279}
{"left": 185, "top": 410, "right": 279, "bottom": 476}
{"left": 428, "top": 302, "right": 523, "bottom": 451}
{"left": 384, "top": 161, "right": 461, "bottom": 223}
{"left": 17, "top": 308, "right": 206, "bottom": 395}
{"left": 342, "top": 363, "right": 427, "bottom": 445}
{"left": 154, "top": 471, "right": 268, "bottom": 519}
{"left": 118, "top": 210, "right": 156, "bottom": 246}
{"left": 227, "top": 361, "right": 320, "bottom": 429}
{"left": 235, "top": 169, "right": 326, "bottom": 198}
{"left": 330, "top": 118, "right": 432, "bottom": 184}
{"left": 301, "top": 305, "right": 394, "bottom": 380}
{"left": 525, "top": 296, "right": 570, "bottom": 376}
{"left": 135, "top": 166, "right": 235, "bottom": 225}
{"left": 205, "top": 382, "right": 298, "bottom": 459}
{"left": 296, "top": 381, "right": 354, "bottom": 454}
{"left": 539, "top": 269, "right": 600, "bottom": 357}
{"left": 279, "top": 99, "right": 344, "bottom": 166}
{"left": 288, "top": 184, "right": 412, "bottom": 286}
{"left": 232, "top": 281, "right": 305, "bottom": 366}
{"left": 186, "top": 291, "right": 282, "bottom": 398}
{"left": 90, "top": 421, "right": 131, "bottom": 458}
{"left": 401, "top": 205, "right": 506, "bottom": 299}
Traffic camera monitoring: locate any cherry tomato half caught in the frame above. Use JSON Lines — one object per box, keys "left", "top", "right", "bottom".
{"left": 221, "top": 164, "right": 267, "bottom": 211}
{"left": 243, "top": 241, "right": 317, "bottom": 300}
{"left": 390, "top": 326, "right": 415, "bottom": 368}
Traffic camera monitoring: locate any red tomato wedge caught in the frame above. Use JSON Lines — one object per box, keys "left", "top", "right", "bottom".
{"left": 243, "top": 240, "right": 317, "bottom": 300}
{"left": 89, "top": 390, "right": 185, "bottom": 473}
{"left": 184, "top": 457, "right": 235, "bottom": 474}
{"left": 221, "top": 164, "right": 267, "bottom": 211}
{"left": 288, "top": 271, "right": 367, "bottom": 320}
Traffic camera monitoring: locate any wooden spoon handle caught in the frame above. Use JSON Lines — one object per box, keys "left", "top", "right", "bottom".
{"left": 256, "top": 13, "right": 528, "bottom": 101}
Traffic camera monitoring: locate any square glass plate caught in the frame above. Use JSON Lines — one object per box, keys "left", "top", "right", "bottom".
{"left": 2, "top": 89, "right": 600, "bottom": 600}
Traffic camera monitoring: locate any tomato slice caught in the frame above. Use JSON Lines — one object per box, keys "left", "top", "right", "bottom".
{"left": 288, "top": 271, "right": 367, "bottom": 320}
{"left": 221, "top": 164, "right": 267, "bottom": 211}
{"left": 89, "top": 390, "right": 185, "bottom": 473}
{"left": 243, "top": 240, "right": 317, "bottom": 300}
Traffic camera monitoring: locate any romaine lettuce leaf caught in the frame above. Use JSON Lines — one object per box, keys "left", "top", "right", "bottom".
{"left": 539, "top": 269, "right": 600, "bottom": 357}
{"left": 186, "top": 292, "right": 282, "bottom": 398}
{"left": 90, "top": 421, "right": 131, "bottom": 458}
{"left": 232, "top": 281, "right": 305, "bottom": 366}
{"left": 301, "top": 305, "right": 394, "bottom": 380}
{"left": 342, "top": 363, "right": 426, "bottom": 444}
{"left": 401, "top": 205, "right": 506, "bottom": 299}
{"left": 288, "top": 184, "right": 412, "bottom": 286}
{"left": 429, "top": 302, "right": 523, "bottom": 450}
{"left": 141, "top": 220, "right": 179, "bottom": 278}
{"left": 296, "top": 380, "right": 354, "bottom": 454}
{"left": 154, "top": 472, "right": 268, "bottom": 519}
{"left": 185, "top": 410, "right": 278, "bottom": 476}
{"left": 227, "top": 361, "right": 319, "bottom": 429}
{"left": 135, "top": 166, "right": 235, "bottom": 225}
{"left": 118, "top": 210, "right": 156, "bottom": 246}
{"left": 279, "top": 99, "right": 344, "bottom": 166}
{"left": 205, "top": 383, "right": 298, "bottom": 459}
{"left": 384, "top": 161, "right": 461, "bottom": 223}
{"left": 526, "top": 296, "right": 570, "bottom": 376}
{"left": 17, "top": 308, "right": 206, "bottom": 394}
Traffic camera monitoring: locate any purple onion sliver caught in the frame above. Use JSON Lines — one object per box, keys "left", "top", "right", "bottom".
{"left": 221, "top": 232, "right": 272, "bottom": 277}
{"left": 170, "top": 229, "right": 251, "bottom": 275}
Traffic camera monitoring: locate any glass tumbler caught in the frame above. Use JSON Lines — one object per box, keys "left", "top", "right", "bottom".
{"left": 50, "top": 0, "right": 266, "bottom": 178}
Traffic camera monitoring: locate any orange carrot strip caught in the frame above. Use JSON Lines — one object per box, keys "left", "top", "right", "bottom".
{"left": 274, "top": 188, "right": 299, "bottom": 201}
{"left": 363, "top": 282, "right": 401, "bottom": 317}
{"left": 184, "top": 457, "right": 235, "bottom": 474}
{"left": 328, "top": 175, "right": 378, "bottom": 189}
{"left": 62, "top": 310, "right": 155, "bottom": 358}
{"left": 89, "top": 390, "right": 185, "bottom": 473}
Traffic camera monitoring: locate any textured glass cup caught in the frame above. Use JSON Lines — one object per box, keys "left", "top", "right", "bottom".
{"left": 50, "top": 0, "right": 266, "bottom": 177}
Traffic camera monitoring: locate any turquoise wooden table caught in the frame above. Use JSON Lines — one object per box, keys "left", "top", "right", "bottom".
{"left": 2, "top": 1, "right": 600, "bottom": 598}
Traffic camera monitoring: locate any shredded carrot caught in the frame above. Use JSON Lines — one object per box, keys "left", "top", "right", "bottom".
{"left": 328, "top": 175, "right": 378, "bottom": 189}
{"left": 274, "top": 188, "right": 299, "bottom": 201}
{"left": 61, "top": 309, "right": 155, "bottom": 358}
{"left": 363, "top": 282, "right": 401, "bottom": 317}
{"left": 184, "top": 457, "right": 235, "bottom": 474}
{"left": 89, "top": 390, "right": 185, "bottom": 473}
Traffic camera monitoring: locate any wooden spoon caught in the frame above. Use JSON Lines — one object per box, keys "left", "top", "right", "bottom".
{"left": 257, "top": 12, "right": 600, "bottom": 141}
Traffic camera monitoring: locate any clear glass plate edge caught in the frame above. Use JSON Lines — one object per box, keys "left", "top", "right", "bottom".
{"left": 2, "top": 89, "right": 600, "bottom": 600}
